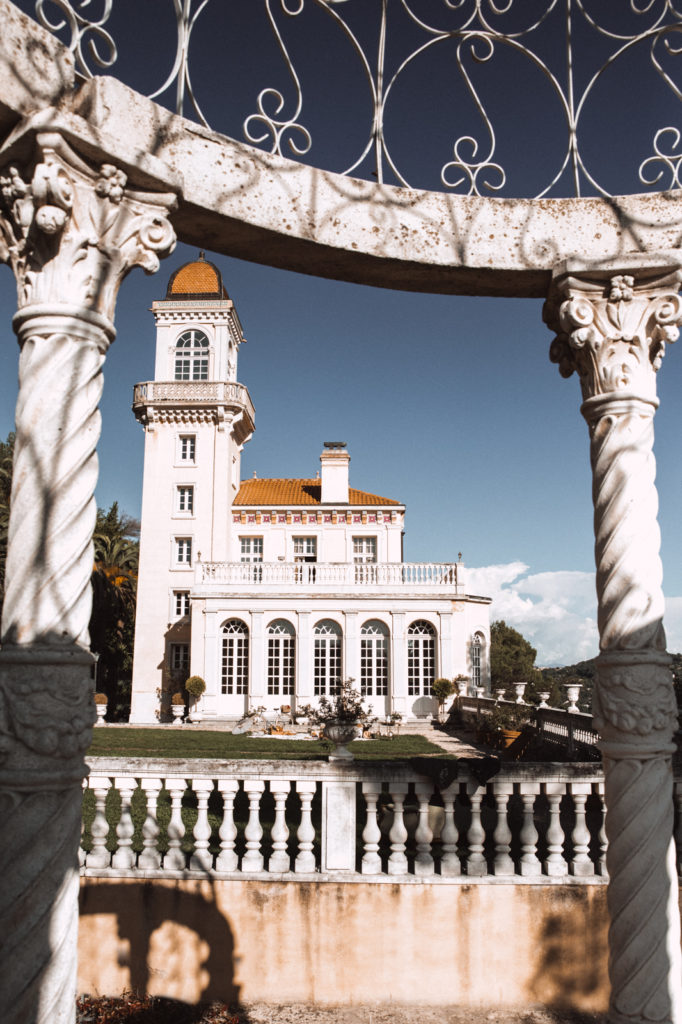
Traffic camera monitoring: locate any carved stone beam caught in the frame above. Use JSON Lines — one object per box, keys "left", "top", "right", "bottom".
{"left": 545, "top": 257, "right": 682, "bottom": 1024}
{"left": 0, "top": 128, "right": 177, "bottom": 1024}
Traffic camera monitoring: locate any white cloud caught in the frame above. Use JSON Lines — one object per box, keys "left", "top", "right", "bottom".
{"left": 467, "top": 562, "right": 599, "bottom": 667}
{"left": 467, "top": 563, "right": 682, "bottom": 665}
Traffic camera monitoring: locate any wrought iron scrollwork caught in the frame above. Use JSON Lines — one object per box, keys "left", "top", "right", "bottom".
{"left": 31, "top": 0, "right": 682, "bottom": 198}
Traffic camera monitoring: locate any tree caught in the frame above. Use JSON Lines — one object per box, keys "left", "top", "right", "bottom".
{"left": 490, "top": 620, "right": 537, "bottom": 690}
{"left": 89, "top": 502, "right": 140, "bottom": 719}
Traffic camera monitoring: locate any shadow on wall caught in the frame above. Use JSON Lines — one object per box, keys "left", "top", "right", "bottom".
{"left": 528, "top": 888, "right": 609, "bottom": 1011}
{"left": 79, "top": 880, "right": 244, "bottom": 1011}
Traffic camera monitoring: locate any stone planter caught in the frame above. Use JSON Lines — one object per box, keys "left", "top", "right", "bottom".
{"left": 513, "top": 682, "right": 527, "bottom": 703}
{"left": 324, "top": 721, "right": 358, "bottom": 762}
{"left": 537, "top": 692, "right": 551, "bottom": 708}
{"left": 94, "top": 703, "right": 107, "bottom": 726}
{"left": 171, "top": 704, "right": 185, "bottom": 725}
{"left": 564, "top": 683, "right": 582, "bottom": 713}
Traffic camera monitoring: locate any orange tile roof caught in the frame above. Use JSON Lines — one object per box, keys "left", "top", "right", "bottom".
{"left": 234, "top": 478, "right": 401, "bottom": 507}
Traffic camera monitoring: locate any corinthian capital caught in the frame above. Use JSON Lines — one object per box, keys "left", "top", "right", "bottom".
{"left": 0, "top": 129, "right": 177, "bottom": 327}
{"left": 544, "top": 261, "right": 682, "bottom": 403}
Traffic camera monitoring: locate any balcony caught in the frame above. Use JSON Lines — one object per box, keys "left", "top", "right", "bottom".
{"left": 195, "top": 560, "right": 462, "bottom": 596}
{"left": 132, "top": 380, "right": 255, "bottom": 441}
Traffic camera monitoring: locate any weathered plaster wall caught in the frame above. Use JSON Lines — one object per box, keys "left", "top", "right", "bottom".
{"left": 79, "top": 877, "right": 609, "bottom": 1010}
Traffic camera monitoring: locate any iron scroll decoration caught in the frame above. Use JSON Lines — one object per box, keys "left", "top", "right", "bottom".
{"left": 30, "top": 0, "right": 682, "bottom": 199}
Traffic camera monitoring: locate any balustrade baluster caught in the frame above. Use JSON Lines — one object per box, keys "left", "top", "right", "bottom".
{"left": 242, "top": 780, "right": 265, "bottom": 872}
{"left": 295, "top": 780, "right": 316, "bottom": 873}
{"left": 112, "top": 776, "right": 138, "bottom": 870}
{"left": 569, "top": 783, "right": 593, "bottom": 876}
{"left": 189, "top": 779, "right": 214, "bottom": 870}
{"left": 439, "top": 783, "right": 460, "bottom": 876}
{"left": 268, "top": 780, "right": 291, "bottom": 873}
{"left": 466, "top": 783, "right": 487, "bottom": 876}
{"left": 492, "top": 782, "right": 514, "bottom": 875}
{"left": 414, "top": 782, "right": 434, "bottom": 876}
{"left": 85, "top": 775, "right": 111, "bottom": 869}
{"left": 596, "top": 781, "right": 608, "bottom": 878}
{"left": 387, "top": 783, "right": 409, "bottom": 875}
{"left": 361, "top": 782, "right": 383, "bottom": 875}
{"left": 543, "top": 783, "right": 568, "bottom": 876}
{"left": 79, "top": 778, "right": 87, "bottom": 868}
{"left": 163, "top": 778, "right": 187, "bottom": 870}
{"left": 138, "top": 777, "right": 163, "bottom": 870}
{"left": 518, "top": 782, "right": 541, "bottom": 877}
{"left": 216, "top": 779, "right": 239, "bottom": 872}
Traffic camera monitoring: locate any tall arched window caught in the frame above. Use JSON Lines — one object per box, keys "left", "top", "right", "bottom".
{"left": 313, "top": 619, "right": 342, "bottom": 696}
{"left": 360, "top": 619, "right": 389, "bottom": 696}
{"left": 267, "top": 619, "right": 295, "bottom": 696}
{"left": 221, "top": 619, "right": 249, "bottom": 695}
{"left": 174, "top": 329, "right": 209, "bottom": 381}
{"left": 471, "top": 632, "right": 485, "bottom": 690}
{"left": 407, "top": 620, "right": 436, "bottom": 696}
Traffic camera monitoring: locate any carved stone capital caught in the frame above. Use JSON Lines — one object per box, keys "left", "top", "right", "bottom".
{"left": 0, "top": 129, "right": 177, "bottom": 325}
{"left": 594, "top": 650, "right": 677, "bottom": 753}
{"left": 544, "top": 262, "right": 682, "bottom": 404}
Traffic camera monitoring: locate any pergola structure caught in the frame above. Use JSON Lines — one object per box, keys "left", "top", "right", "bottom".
{"left": 1, "top": 2, "right": 682, "bottom": 1022}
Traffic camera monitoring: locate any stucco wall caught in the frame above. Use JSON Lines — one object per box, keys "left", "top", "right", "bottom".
{"left": 79, "top": 877, "right": 608, "bottom": 1010}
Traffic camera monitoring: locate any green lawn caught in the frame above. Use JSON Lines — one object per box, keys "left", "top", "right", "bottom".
{"left": 87, "top": 727, "right": 446, "bottom": 760}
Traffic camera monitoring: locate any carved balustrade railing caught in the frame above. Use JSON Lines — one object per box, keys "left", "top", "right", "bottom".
{"left": 133, "top": 380, "right": 254, "bottom": 414}
{"left": 22, "top": 0, "right": 682, "bottom": 198}
{"left": 195, "top": 559, "right": 461, "bottom": 592}
{"left": 81, "top": 757, "right": 609, "bottom": 880}
{"left": 457, "top": 695, "right": 601, "bottom": 758}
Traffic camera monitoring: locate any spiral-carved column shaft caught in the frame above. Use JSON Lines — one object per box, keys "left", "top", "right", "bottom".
{"left": 546, "top": 261, "right": 682, "bottom": 1024}
{"left": 0, "top": 130, "right": 176, "bottom": 1024}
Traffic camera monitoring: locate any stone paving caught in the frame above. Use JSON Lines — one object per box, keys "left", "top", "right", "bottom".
{"left": 236, "top": 1005, "right": 605, "bottom": 1024}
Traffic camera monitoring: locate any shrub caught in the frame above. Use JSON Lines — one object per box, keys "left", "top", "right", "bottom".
{"left": 185, "top": 675, "right": 206, "bottom": 699}
{"left": 171, "top": 692, "right": 185, "bottom": 706}
{"left": 94, "top": 692, "right": 108, "bottom": 705}
{"left": 432, "top": 677, "right": 455, "bottom": 706}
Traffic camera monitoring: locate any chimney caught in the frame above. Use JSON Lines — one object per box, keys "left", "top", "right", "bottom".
{"left": 320, "top": 441, "right": 350, "bottom": 503}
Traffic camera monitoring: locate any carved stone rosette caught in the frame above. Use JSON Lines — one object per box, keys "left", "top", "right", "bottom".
{"left": 545, "top": 260, "right": 682, "bottom": 1024}
{"left": 0, "top": 128, "right": 177, "bottom": 1024}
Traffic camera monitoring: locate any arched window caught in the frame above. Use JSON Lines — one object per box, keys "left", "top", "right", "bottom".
{"left": 313, "top": 619, "right": 342, "bottom": 696}
{"left": 471, "top": 632, "right": 485, "bottom": 690}
{"left": 221, "top": 619, "right": 249, "bottom": 695}
{"left": 174, "top": 329, "right": 209, "bottom": 381}
{"left": 407, "top": 620, "right": 436, "bottom": 696}
{"left": 267, "top": 619, "right": 295, "bottom": 696}
{"left": 360, "top": 619, "right": 389, "bottom": 696}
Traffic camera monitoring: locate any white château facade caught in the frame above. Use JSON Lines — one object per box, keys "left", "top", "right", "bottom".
{"left": 129, "top": 254, "right": 491, "bottom": 723}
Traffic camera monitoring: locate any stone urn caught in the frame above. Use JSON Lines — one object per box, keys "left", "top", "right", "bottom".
{"left": 537, "top": 692, "right": 551, "bottom": 709}
{"left": 564, "top": 683, "right": 582, "bottom": 713}
{"left": 513, "top": 682, "right": 527, "bottom": 703}
{"left": 171, "top": 704, "right": 185, "bottom": 726}
{"left": 475, "top": 686, "right": 485, "bottom": 698}
{"left": 495, "top": 688, "right": 506, "bottom": 702}
{"left": 324, "top": 721, "right": 358, "bottom": 762}
{"left": 94, "top": 703, "right": 107, "bottom": 726}
{"left": 457, "top": 678, "right": 469, "bottom": 697}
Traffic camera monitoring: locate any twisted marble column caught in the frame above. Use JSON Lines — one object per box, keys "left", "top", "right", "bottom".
{"left": 546, "top": 261, "right": 682, "bottom": 1024}
{"left": 0, "top": 129, "right": 176, "bottom": 1024}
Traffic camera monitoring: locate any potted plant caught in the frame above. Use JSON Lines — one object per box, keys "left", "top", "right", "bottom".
{"left": 171, "top": 691, "right": 185, "bottom": 725}
{"left": 94, "top": 692, "right": 107, "bottom": 726}
{"left": 309, "top": 678, "right": 371, "bottom": 762}
{"left": 295, "top": 702, "right": 315, "bottom": 726}
{"left": 185, "top": 675, "right": 206, "bottom": 723}
{"left": 432, "top": 677, "right": 456, "bottom": 721}
{"left": 486, "top": 702, "right": 530, "bottom": 749}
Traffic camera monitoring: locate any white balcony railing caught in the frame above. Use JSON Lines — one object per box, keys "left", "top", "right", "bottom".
{"left": 133, "top": 380, "right": 255, "bottom": 419}
{"left": 81, "top": 758, "right": 611, "bottom": 881}
{"left": 195, "top": 561, "right": 461, "bottom": 593}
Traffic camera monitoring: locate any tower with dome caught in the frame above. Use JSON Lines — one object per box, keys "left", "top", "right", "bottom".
{"left": 129, "top": 253, "right": 490, "bottom": 723}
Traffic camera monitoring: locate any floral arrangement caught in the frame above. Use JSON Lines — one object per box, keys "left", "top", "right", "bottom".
{"left": 308, "top": 678, "right": 373, "bottom": 725}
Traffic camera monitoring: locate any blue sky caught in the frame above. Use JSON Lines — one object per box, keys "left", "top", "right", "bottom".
{"left": 3, "top": 1, "right": 682, "bottom": 665}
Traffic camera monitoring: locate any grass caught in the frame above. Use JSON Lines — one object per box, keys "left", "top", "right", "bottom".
{"left": 87, "top": 728, "right": 445, "bottom": 760}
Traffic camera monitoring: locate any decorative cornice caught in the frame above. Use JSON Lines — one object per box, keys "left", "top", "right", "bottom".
{"left": 544, "top": 264, "right": 682, "bottom": 404}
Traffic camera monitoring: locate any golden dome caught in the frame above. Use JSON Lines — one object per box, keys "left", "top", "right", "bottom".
{"left": 166, "top": 252, "right": 229, "bottom": 299}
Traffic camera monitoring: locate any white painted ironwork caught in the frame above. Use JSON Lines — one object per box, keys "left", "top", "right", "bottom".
{"left": 31, "top": 0, "right": 682, "bottom": 198}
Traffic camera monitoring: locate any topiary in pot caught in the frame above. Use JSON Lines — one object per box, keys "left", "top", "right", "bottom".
{"left": 185, "top": 675, "right": 206, "bottom": 722}
{"left": 94, "top": 692, "right": 107, "bottom": 725}
{"left": 432, "top": 677, "right": 456, "bottom": 718}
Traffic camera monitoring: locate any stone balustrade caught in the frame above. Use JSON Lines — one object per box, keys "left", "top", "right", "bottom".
{"left": 195, "top": 560, "right": 461, "bottom": 594}
{"left": 81, "top": 758, "right": 612, "bottom": 881}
